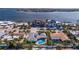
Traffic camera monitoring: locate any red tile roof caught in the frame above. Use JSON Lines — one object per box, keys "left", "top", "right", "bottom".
{"left": 11, "top": 32, "right": 25, "bottom": 36}
{"left": 50, "top": 32, "right": 70, "bottom": 41}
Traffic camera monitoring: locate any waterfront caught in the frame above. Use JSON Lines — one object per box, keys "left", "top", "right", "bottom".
{"left": 0, "top": 9, "right": 79, "bottom": 50}
{"left": 0, "top": 19, "right": 78, "bottom": 50}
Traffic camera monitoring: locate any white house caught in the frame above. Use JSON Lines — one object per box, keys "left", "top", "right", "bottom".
{"left": 2, "top": 35, "right": 13, "bottom": 40}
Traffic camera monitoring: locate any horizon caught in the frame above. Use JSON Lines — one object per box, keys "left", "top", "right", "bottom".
{"left": 0, "top": 8, "right": 79, "bottom": 23}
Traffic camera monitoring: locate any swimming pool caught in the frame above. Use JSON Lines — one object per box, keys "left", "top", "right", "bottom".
{"left": 36, "top": 38, "right": 46, "bottom": 45}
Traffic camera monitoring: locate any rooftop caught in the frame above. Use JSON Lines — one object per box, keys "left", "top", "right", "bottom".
{"left": 50, "top": 32, "right": 70, "bottom": 41}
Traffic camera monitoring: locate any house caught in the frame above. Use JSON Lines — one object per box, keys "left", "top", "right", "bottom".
{"left": 12, "top": 35, "right": 19, "bottom": 39}
{"left": 27, "top": 33, "right": 47, "bottom": 45}
{"left": 2, "top": 32, "right": 25, "bottom": 40}
{"left": 7, "top": 21, "right": 15, "bottom": 25}
{"left": 70, "top": 30, "right": 79, "bottom": 40}
{"left": 27, "top": 33, "right": 38, "bottom": 41}
{"left": 50, "top": 32, "right": 70, "bottom": 42}
{"left": 0, "top": 21, "right": 15, "bottom": 29}
{"left": 70, "top": 30, "right": 79, "bottom": 36}
{"left": 0, "top": 32, "right": 6, "bottom": 38}
{"left": 11, "top": 32, "right": 25, "bottom": 38}
{"left": 2, "top": 34, "right": 13, "bottom": 40}
{"left": 0, "top": 21, "right": 15, "bottom": 25}
{"left": 76, "top": 37, "right": 79, "bottom": 40}
{"left": 16, "top": 22, "right": 28, "bottom": 26}
{"left": 0, "top": 23, "right": 8, "bottom": 26}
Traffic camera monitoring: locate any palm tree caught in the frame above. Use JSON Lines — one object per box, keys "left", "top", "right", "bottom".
{"left": 7, "top": 40, "right": 16, "bottom": 49}
{"left": 63, "top": 40, "right": 71, "bottom": 46}
{"left": 28, "top": 22, "right": 31, "bottom": 29}
{"left": 45, "top": 30, "right": 51, "bottom": 46}
{"left": 56, "top": 46, "right": 62, "bottom": 50}
{"left": 13, "top": 24, "right": 17, "bottom": 28}
{"left": 28, "top": 43, "right": 32, "bottom": 50}
{"left": 27, "top": 30, "right": 30, "bottom": 33}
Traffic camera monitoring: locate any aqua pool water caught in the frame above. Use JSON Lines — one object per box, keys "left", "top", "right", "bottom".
{"left": 36, "top": 38, "right": 46, "bottom": 45}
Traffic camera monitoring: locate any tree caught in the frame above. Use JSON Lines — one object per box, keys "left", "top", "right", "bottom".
{"left": 45, "top": 31, "right": 51, "bottom": 46}
{"left": 56, "top": 46, "right": 62, "bottom": 50}
{"left": 76, "top": 45, "right": 79, "bottom": 49}
{"left": 13, "top": 24, "right": 17, "bottom": 28}
{"left": 7, "top": 41, "right": 16, "bottom": 49}
{"left": 63, "top": 40, "right": 71, "bottom": 46}
{"left": 27, "top": 30, "right": 30, "bottom": 33}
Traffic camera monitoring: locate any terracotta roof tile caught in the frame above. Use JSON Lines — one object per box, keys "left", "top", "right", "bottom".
{"left": 50, "top": 32, "right": 69, "bottom": 41}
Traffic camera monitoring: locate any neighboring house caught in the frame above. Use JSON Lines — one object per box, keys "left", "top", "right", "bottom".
{"left": 12, "top": 35, "right": 19, "bottom": 39}
{"left": 0, "top": 32, "right": 6, "bottom": 38}
{"left": 76, "top": 37, "right": 79, "bottom": 40}
{"left": 2, "top": 35, "right": 13, "bottom": 40}
{"left": 70, "top": 30, "right": 79, "bottom": 40}
{"left": 0, "top": 21, "right": 15, "bottom": 29}
{"left": 27, "top": 33, "right": 38, "bottom": 41}
{"left": 0, "top": 21, "right": 15, "bottom": 25}
{"left": 1, "top": 32, "right": 25, "bottom": 40}
{"left": 16, "top": 22, "right": 28, "bottom": 26}
{"left": 12, "top": 32, "right": 24, "bottom": 36}
{"left": 10, "top": 32, "right": 25, "bottom": 38}
{"left": 50, "top": 32, "right": 70, "bottom": 42}
{"left": 70, "top": 30, "right": 79, "bottom": 36}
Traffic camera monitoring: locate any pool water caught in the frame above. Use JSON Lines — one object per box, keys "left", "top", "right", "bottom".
{"left": 36, "top": 38, "right": 46, "bottom": 45}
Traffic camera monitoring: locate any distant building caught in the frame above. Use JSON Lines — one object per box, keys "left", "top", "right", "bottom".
{"left": 16, "top": 22, "right": 28, "bottom": 26}
{"left": 0, "top": 21, "right": 15, "bottom": 29}
{"left": 31, "top": 20, "right": 46, "bottom": 27}
{"left": 46, "top": 20, "right": 63, "bottom": 30}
